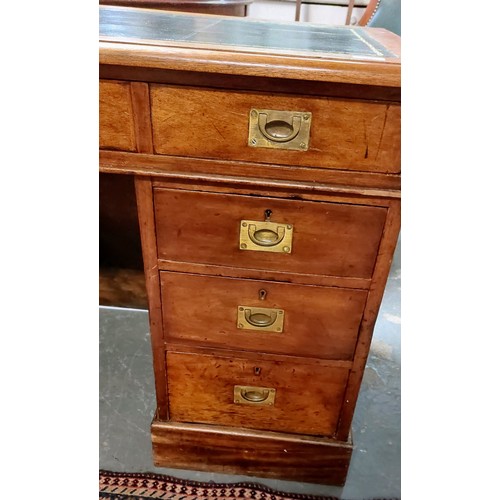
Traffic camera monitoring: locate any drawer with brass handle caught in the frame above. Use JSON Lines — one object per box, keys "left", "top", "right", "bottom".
{"left": 151, "top": 85, "right": 400, "bottom": 173}
{"left": 167, "top": 350, "right": 350, "bottom": 436}
{"left": 154, "top": 188, "right": 387, "bottom": 280}
{"left": 160, "top": 271, "right": 367, "bottom": 360}
{"left": 100, "top": 7, "right": 401, "bottom": 487}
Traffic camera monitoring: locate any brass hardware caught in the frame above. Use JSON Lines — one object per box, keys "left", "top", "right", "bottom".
{"left": 249, "top": 225, "right": 285, "bottom": 246}
{"left": 239, "top": 220, "right": 293, "bottom": 253}
{"left": 248, "top": 109, "right": 311, "bottom": 151}
{"left": 237, "top": 305, "right": 284, "bottom": 332}
{"left": 259, "top": 289, "right": 267, "bottom": 301}
{"left": 234, "top": 385, "right": 276, "bottom": 406}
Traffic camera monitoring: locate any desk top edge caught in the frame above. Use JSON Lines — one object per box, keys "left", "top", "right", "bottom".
{"left": 99, "top": 6, "right": 401, "bottom": 87}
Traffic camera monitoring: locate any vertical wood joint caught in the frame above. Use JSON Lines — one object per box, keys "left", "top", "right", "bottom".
{"left": 130, "top": 82, "right": 154, "bottom": 154}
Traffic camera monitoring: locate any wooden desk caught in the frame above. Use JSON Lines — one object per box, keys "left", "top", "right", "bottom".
{"left": 99, "top": 6, "right": 400, "bottom": 485}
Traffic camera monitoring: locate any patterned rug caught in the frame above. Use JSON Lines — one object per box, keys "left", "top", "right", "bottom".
{"left": 99, "top": 470, "right": 339, "bottom": 500}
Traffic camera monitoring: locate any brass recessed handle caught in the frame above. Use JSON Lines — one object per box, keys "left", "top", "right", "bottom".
{"left": 237, "top": 306, "right": 284, "bottom": 332}
{"left": 248, "top": 109, "right": 311, "bottom": 151}
{"left": 244, "top": 309, "right": 277, "bottom": 328}
{"left": 258, "top": 113, "right": 302, "bottom": 143}
{"left": 240, "top": 220, "right": 293, "bottom": 254}
{"left": 241, "top": 388, "right": 270, "bottom": 402}
{"left": 234, "top": 385, "right": 276, "bottom": 406}
{"left": 247, "top": 224, "right": 285, "bottom": 247}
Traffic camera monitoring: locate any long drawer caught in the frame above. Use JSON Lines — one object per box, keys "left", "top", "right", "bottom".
{"left": 150, "top": 85, "right": 401, "bottom": 173}
{"left": 161, "top": 272, "right": 367, "bottom": 360}
{"left": 166, "top": 350, "right": 350, "bottom": 436}
{"left": 154, "top": 188, "right": 387, "bottom": 280}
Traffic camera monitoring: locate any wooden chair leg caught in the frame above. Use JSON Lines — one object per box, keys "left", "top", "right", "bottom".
{"left": 345, "top": 0, "right": 355, "bottom": 24}
{"left": 295, "top": 0, "right": 302, "bottom": 21}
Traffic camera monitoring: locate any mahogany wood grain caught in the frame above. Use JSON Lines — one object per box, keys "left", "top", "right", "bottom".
{"left": 99, "top": 80, "right": 136, "bottom": 151}
{"left": 151, "top": 420, "right": 352, "bottom": 486}
{"left": 130, "top": 82, "right": 154, "bottom": 153}
{"left": 158, "top": 259, "right": 371, "bottom": 289}
{"left": 166, "top": 350, "right": 350, "bottom": 436}
{"left": 150, "top": 85, "right": 400, "bottom": 173}
{"left": 135, "top": 176, "right": 169, "bottom": 419}
{"left": 153, "top": 188, "right": 387, "bottom": 280}
{"left": 160, "top": 272, "right": 367, "bottom": 360}
{"left": 164, "top": 342, "right": 353, "bottom": 369}
{"left": 99, "top": 150, "right": 401, "bottom": 193}
{"left": 100, "top": 65, "right": 401, "bottom": 102}
{"left": 336, "top": 199, "right": 400, "bottom": 440}
{"left": 99, "top": 41, "right": 400, "bottom": 87}
{"left": 99, "top": 8, "right": 400, "bottom": 483}
{"left": 149, "top": 177, "right": 395, "bottom": 207}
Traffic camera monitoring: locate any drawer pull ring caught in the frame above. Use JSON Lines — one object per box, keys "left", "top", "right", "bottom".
{"left": 241, "top": 388, "right": 270, "bottom": 402}
{"left": 237, "top": 305, "right": 284, "bottom": 332}
{"left": 245, "top": 309, "right": 277, "bottom": 328}
{"left": 248, "top": 109, "right": 311, "bottom": 151}
{"left": 258, "top": 113, "right": 302, "bottom": 143}
{"left": 248, "top": 224, "right": 285, "bottom": 247}
{"left": 240, "top": 220, "right": 293, "bottom": 254}
{"left": 234, "top": 385, "right": 276, "bottom": 406}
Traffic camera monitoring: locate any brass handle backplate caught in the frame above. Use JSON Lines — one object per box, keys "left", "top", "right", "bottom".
{"left": 248, "top": 109, "right": 311, "bottom": 151}
{"left": 237, "top": 305, "right": 284, "bottom": 332}
{"left": 234, "top": 385, "right": 276, "bottom": 406}
{"left": 239, "top": 220, "right": 293, "bottom": 254}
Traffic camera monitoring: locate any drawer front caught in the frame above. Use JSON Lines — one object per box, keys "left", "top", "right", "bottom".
{"left": 161, "top": 272, "right": 367, "bottom": 360}
{"left": 167, "top": 351, "right": 349, "bottom": 436}
{"left": 99, "top": 80, "right": 136, "bottom": 151}
{"left": 151, "top": 85, "right": 400, "bottom": 173}
{"left": 154, "top": 188, "right": 387, "bottom": 280}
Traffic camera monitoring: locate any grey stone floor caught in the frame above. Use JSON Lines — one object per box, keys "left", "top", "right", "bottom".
{"left": 100, "top": 239, "right": 400, "bottom": 499}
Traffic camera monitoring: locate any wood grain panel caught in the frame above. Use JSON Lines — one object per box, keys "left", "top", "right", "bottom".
{"left": 153, "top": 188, "right": 387, "bottom": 280}
{"left": 166, "top": 351, "right": 350, "bottom": 436}
{"left": 336, "top": 199, "right": 401, "bottom": 440}
{"left": 99, "top": 80, "right": 136, "bottom": 151}
{"left": 151, "top": 85, "right": 400, "bottom": 173}
{"left": 100, "top": 65, "right": 401, "bottom": 102}
{"left": 100, "top": 40, "right": 400, "bottom": 87}
{"left": 135, "top": 176, "right": 169, "bottom": 419}
{"left": 158, "top": 259, "right": 371, "bottom": 289}
{"left": 130, "top": 82, "right": 153, "bottom": 153}
{"left": 160, "top": 272, "right": 367, "bottom": 360}
{"left": 164, "top": 343, "right": 353, "bottom": 369}
{"left": 152, "top": 420, "right": 352, "bottom": 486}
{"left": 99, "top": 150, "right": 402, "bottom": 192}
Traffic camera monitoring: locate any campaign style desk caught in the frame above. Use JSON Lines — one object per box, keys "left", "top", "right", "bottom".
{"left": 99, "top": 5, "right": 400, "bottom": 486}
